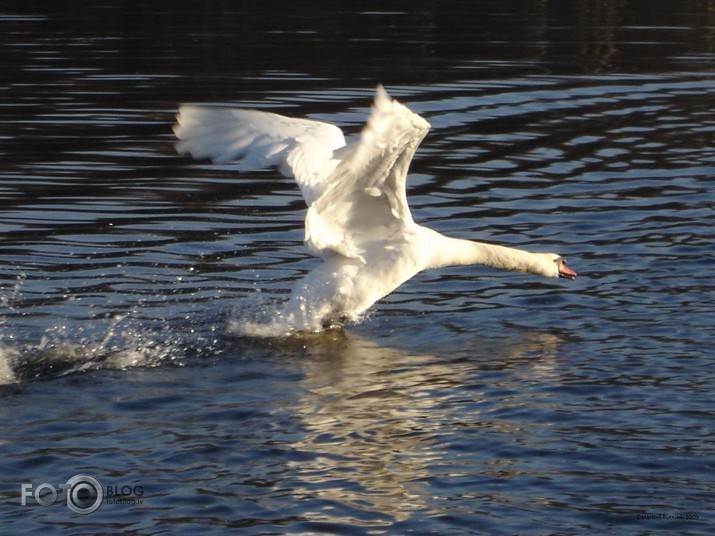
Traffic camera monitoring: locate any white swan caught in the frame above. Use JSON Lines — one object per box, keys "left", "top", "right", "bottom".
{"left": 174, "top": 86, "right": 576, "bottom": 332}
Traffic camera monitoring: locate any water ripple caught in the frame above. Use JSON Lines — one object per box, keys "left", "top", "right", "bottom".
{"left": 1, "top": 4, "right": 714, "bottom": 533}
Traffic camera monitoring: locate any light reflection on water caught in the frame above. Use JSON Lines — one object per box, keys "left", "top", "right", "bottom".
{"left": 289, "top": 331, "right": 566, "bottom": 525}
{"left": 1, "top": 2, "right": 714, "bottom": 533}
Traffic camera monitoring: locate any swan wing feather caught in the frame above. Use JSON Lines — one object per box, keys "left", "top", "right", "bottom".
{"left": 305, "top": 86, "right": 431, "bottom": 260}
{"left": 174, "top": 106, "right": 346, "bottom": 205}
{"left": 173, "top": 87, "right": 431, "bottom": 263}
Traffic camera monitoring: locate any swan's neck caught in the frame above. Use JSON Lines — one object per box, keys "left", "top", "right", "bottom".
{"left": 430, "top": 234, "right": 551, "bottom": 277}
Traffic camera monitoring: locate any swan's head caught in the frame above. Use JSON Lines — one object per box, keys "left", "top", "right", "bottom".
{"left": 538, "top": 253, "right": 577, "bottom": 280}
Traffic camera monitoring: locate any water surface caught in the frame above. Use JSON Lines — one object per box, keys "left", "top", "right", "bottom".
{"left": 1, "top": 2, "right": 714, "bottom": 534}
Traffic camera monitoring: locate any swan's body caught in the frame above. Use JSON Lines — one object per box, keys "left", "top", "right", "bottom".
{"left": 174, "top": 86, "right": 576, "bottom": 331}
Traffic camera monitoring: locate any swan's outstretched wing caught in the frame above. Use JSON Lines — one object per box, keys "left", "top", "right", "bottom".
{"left": 174, "top": 106, "right": 346, "bottom": 205}
{"left": 173, "top": 87, "right": 431, "bottom": 263}
{"left": 305, "top": 86, "right": 431, "bottom": 261}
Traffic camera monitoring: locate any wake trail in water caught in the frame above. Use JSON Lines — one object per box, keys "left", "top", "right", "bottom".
{"left": 0, "top": 272, "right": 355, "bottom": 385}
{"left": 0, "top": 312, "right": 228, "bottom": 385}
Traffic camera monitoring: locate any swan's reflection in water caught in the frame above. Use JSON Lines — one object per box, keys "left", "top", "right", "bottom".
{"left": 285, "top": 329, "right": 564, "bottom": 522}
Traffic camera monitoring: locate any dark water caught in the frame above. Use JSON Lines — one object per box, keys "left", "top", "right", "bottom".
{"left": 1, "top": 1, "right": 714, "bottom": 534}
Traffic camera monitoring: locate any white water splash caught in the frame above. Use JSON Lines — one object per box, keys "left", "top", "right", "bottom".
{"left": 226, "top": 299, "right": 299, "bottom": 338}
{"left": 0, "top": 346, "right": 18, "bottom": 385}
{"left": 0, "top": 317, "right": 194, "bottom": 384}
{"left": 226, "top": 295, "right": 362, "bottom": 338}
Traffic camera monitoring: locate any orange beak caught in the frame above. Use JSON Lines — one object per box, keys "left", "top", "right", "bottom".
{"left": 559, "top": 263, "right": 577, "bottom": 280}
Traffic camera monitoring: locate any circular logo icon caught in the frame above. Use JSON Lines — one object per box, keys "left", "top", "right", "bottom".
{"left": 65, "top": 474, "right": 103, "bottom": 514}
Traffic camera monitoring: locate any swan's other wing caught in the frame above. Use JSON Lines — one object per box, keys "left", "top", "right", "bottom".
{"left": 173, "top": 106, "right": 346, "bottom": 205}
{"left": 305, "top": 86, "right": 431, "bottom": 261}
